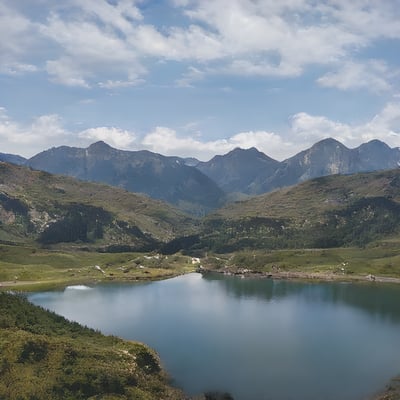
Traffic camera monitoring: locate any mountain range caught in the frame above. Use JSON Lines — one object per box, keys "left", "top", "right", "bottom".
{"left": 2, "top": 160, "right": 400, "bottom": 253}
{"left": 2, "top": 137, "right": 400, "bottom": 213}
{"left": 26, "top": 141, "right": 226, "bottom": 216}
{"left": 197, "top": 138, "right": 400, "bottom": 195}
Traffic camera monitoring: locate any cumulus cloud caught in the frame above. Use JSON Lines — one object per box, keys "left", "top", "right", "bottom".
{"left": 141, "top": 127, "right": 300, "bottom": 161}
{"left": 1, "top": 101, "right": 400, "bottom": 160}
{"left": 290, "top": 102, "right": 400, "bottom": 149}
{"left": 141, "top": 102, "right": 400, "bottom": 160}
{"left": 79, "top": 127, "right": 137, "bottom": 149}
{"left": 0, "top": 109, "right": 71, "bottom": 156}
{"left": 1, "top": 0, "right": 400, "bottom": 89}
{"left": 0, "top": 3, "right": 38, "bottom": 73}
{"left": 0, "top": 107, "right": 138, "bottom": 157}
{"left": 141, "top": 127, "right": 233, "bottom": 159}
{"left": 317, "top": 60, "right": 392, "bottom": 92}
{"left": 40, "top": 12, "right": 144, "bottom": 87}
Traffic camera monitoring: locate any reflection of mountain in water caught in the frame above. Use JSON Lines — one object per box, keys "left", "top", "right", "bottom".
{"left": 201, "top": 273, "right": 400, "bottom": 323}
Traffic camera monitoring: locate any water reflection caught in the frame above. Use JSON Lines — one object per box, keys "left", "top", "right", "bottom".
{"left": 202, "top": 273, "right": 400, "bottom": 322}
{"left": 28, "top": 273, "right": 400, "bottom": 400}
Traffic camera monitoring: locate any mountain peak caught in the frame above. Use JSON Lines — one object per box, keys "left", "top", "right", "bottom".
{"left": 312, "top": 137, "right": 346, "bottom": 149}
{"left": 87, "top": 141, "right": 113, "bottom": 151}
{"left": 359, "top": 139, "right": 390, "bottom": 150}
{"left": 230, "top": 146, "right": 258, "bottom": 154}
{"left": 226, "top": 146, "right": 277, "bottom": 161}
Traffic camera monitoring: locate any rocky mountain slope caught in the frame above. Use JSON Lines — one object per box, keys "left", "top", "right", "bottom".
{"left": 26, "top": 141, "right": 226, "bottom": 216}
{"left": 196, "top": 147, "right": 280, "bottom": 195}
{"left": 197, "top": 138, "right": 400, "bottom": 195}
{"left": 3, "top": 138, "right": 400, "bottom": 214}
{"left": 0, "top": 162, "right": 196, "bottom": 251}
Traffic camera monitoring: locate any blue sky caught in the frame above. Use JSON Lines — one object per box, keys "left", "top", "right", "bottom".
{"left": 0, "top": 0, "right": 399, "bottom": 160}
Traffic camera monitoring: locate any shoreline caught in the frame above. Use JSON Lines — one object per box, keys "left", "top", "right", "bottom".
{"left": 198, "top": 267, "right": 400, "bottom": 285}
{"left": 3, "top": 266, "right": 400, "bottom": 400}
{"left": 0, "top": 270, "right": 192, "bottom": 292}
{"left": 3, "top": 266, "right": 400, "bottom": 292}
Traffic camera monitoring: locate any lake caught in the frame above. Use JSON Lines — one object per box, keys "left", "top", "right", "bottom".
{"left": 28, "top": 273, "right": 400, "bottom": 400}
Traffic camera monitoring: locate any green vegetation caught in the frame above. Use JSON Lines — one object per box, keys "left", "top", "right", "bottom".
{"left": 201, "top": 239, "right": 400, "bottom": 280}
{"left": 0, "top": 162, "right": 197, "bottom": 251}
{"left": 0, "top": 244, "right": 195, "bottom": 291}
{"left": 0, "top": 292, "right": 186, "bottom": 400}
{"left": 2, "top": 165, "right": 400, "bottom": 400}
{"left": 198, "top": 170, "right": 400, "bottom": 252}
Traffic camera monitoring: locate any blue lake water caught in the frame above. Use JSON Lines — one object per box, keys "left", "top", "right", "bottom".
{"left": 28, "top": 273, "right": 400, "bottom": 400}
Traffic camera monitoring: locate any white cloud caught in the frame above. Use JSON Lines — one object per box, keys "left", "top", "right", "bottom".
{"left": 324, "top": 0, "right": 400, "bottom": 40}
{"left": 79, "top": 127, "right": 137, "bottom": 149}
{"left": 0, "top": 62, "right": 38, "bottom": 75}
{"left": 141, "top": 127, "right": 298, "bottom": 161}
{"left": 228, "top": 131, "right": 300, "bottom": 160}
{"left": 1, "top": 0, "right": 400, "bottom": 88}
{"left": 74, "top": 0, "right": 143, "bottom": 32}
{"left": 98, "top": 79, "right": 144, "bottom": 89}
{"left": 290, "top": 102, "right": 400, "bottom": 149}
{"left": 291, "top": 112, "right": 355, "bottom": 143}
{"left": 0, "top": 109, "right": 71, "bottom": 156}
{"left": 1, "top": 101, "right": 400, "bottom": 161}
{"left": 0, "top": 108, "right": 138, "bottom": 157}
{"left": 317, "top": 60, "right": 392, "bottom": 92}
{"left": 141, "top": 127, "right": 232, "bottom": 159}
{"left": 40, "top": 10, "right": 144, "bottom": 87}
{"left": 176, "top": 66, "right": 205, "bottom": 87}
{"left": 0, "top": 3, "right": 37, "bottom": 73}
{"left": 46, "top": 57, "right": 90, "bottom": 88}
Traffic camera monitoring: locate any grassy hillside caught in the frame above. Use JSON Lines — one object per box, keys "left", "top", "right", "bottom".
{"left": 199, "top": 170, "right": 400, "bottom": 252}
{"left": 213, "top": 170, "right": 400, "bottom": 219}
{"left": 0, "top": 243, "right": 197, "bottom": 291}
{"left": 0, "top": 292, "right": 186, "bottom": 400}
{"left": 201, "top": 239, "right": 400, "bottom": 280}
{"left": 0, "top": 162, "right": 197, "bottom": 251}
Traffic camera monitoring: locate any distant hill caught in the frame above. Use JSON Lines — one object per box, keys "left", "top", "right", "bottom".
{"left": 196, "top": 138, "right": 400, "bottom": 195}
{"left": 0, "top": 152, "right": 26, "bottom": 165}
{"left": 197, "top": 169, "right": 400, "bottom": 252}
{"left": 0, "top": 162, "right": 196, "bottom": 251}
{"left": 26, "top": 141, "right": 226, "bottom": 216}
{"left": 3, "top": 160, "right": 400, "bottom": 254}
{"left": 196, "top": 147, "right": 280, "bottom": 195}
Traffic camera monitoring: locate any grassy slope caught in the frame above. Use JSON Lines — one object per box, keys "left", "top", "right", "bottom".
{"left": 0, "top": 244, "right": 196, "bottom": 291}
{"left": 202, "top": 239, "right": 400, "bottom": 280}
{"left": 0, "top": 162, "right": 196, "bottom": 246}
{"left": 199, "top": 170, "right": 400, "bottom": 251}
{"left": 213, "top": 170, "right": 400, "bottom": 220}
{"left": 0, "top": 292, "right": 186, "bottom": 400}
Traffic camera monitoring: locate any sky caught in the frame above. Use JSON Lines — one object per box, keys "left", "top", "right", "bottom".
{"left": 0, "top": 0, "right": 400, "bottom": 161}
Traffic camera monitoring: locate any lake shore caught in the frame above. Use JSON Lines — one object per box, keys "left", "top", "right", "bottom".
{"left": 3, "top": 263, "right": 400, "bottom": 400}
{"left": 198, "top": 266, "right": 400, "bottom": 285}
{"left": 0, "top": 269, "right": 193, "bottom": 291}
{"left": 3, "top": 263, "right": 400, "bottom": 292}
{"left": 372, "top": 376, "right": 400, "bottom": 400}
